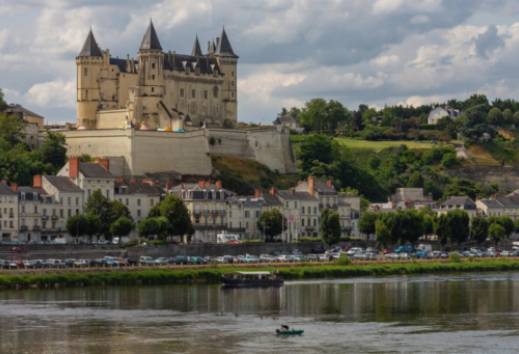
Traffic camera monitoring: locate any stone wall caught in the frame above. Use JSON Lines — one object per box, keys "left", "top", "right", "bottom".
{"left": 63, "top": 127, "right": 295, "bottom": 177}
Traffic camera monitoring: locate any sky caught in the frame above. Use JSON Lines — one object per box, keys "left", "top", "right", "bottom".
{"left": 2, "top": 0, "right": 519, "bottom": 124}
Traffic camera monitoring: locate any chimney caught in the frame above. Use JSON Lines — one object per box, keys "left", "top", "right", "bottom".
{"left": 10, "top": 183, "right": 17, "bottom": 192}
{"left": 254, "top": 188, "right": 262, "bottom": 198}
{"left": 96, "top": 158, "right": 109, "bottom": 172}
{"left": 69, "top": 157, "right": 79, "bottom": 178}
{"left": 269, "top": 187, "right": 278, "bottom": 196}
{"left": 308, "top": 176, "right": 315, "bottom": 196}
{"left": 198, "top": 180, "right": 205, "bottom": 188}
{"left": 33, "top": 175, "right": 42, "bottom": 188}
{"left": 215, "top": 180, "right": 222, "bottom": 189}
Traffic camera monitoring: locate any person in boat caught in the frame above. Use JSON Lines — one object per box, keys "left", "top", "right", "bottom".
{"left": 276, "top": 324, "right": 290, "bottom": 334}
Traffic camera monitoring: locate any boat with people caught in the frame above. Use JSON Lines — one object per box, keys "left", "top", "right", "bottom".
{"left": 221, "top": 271, "right": 284, "bottom": 288}
{"left": 276, "top": 325, "right": 304, "bottom": 336}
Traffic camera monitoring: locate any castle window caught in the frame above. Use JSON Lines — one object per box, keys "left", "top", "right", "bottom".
{"left": 204, "top": 90, "right": 208, "bottom": 99}
{"left": 180, "top": 88, "right": 184, "bottom": 97}
{"left": 213, "top": 86, "right": 219, "bottom": 98}
{"left": 152, "top": 63, "right": 155, "bottom": 69}
{"left": 152, "top": 75, "right": 155, "bottom": 80}
{"left": 191, "top": 89, "right": 196, "bottom": 98}
{"left": 151, "top": 87, "right": 154, "bottom": 93}
{"left": 84, "top": 68, "right": 88, "bottom": 76}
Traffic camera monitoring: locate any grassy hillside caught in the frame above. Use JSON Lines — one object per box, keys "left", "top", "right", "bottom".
{"left": 212, "top": 155, "right": 298, "bottom": 194}
{"left": 334, "top": 137, "right": 439, "bottom": 152}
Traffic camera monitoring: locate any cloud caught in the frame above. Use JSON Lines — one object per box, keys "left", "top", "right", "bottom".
{"left": 26, "top": 79, "right": 75, "bottom": 108}
{"left": 0, "top": 0, "right": 518, "bottom": 124}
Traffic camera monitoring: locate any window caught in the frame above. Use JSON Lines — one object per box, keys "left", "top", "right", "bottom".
{"left": 204, "top": 90, "right": 208, "bottom": 99}
{"left": 60, "top": 209, "right": 64, "bottom": 218}
{"left": 301, "top": 206, "right": 305, "bottom": 214}
{"left": 151, "top": 63, "right": 155, "bottom": 69}
{"left": 192, "top": 89, "right": 196, "bottom": 98}
{"left": 137, "top": 210, "right": 141, "bottom": 217}
{"left": 76, "top": 197, "right": 79, "bottom": 205}
{"left": 67, "top": 197, "right": 71, "bottom": 205}
{"left": 302, "top": 218, "right": 305, "bottom": 226}
{"left": 244, "top": 210, "right": 250, "bottom": 218}
{"left": 180, "top": 88, "right": 185, "bottom": 97}
{"left": 151, "top": 75, "right": 155, "bottom": 80}
{"left": 213, "top": 86, "right": 219, "bottom": 98}
{"left": 137, "top": 199, "right": 141, "bottom": 207}
{"left": 151, "top": 87, "right": 154, "bottom": 93}
{"left": 84, "top": 68, "right": 88, "bottom": 76}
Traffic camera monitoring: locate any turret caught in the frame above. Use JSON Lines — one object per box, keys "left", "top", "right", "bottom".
{"left": 134, "top": 20, "right": 165, "bottom": 129}
{"left": 192, "top": 35, "right": 203, "bottom": 56}
{"left": 214, "top": 27, "right": 238, "bottom": 123}
{"left": 76, "top": 29, "right": 103, "bottom": 129}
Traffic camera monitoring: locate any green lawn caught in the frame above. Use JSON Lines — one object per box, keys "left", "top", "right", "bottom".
{"left": 334, "top": 137, "right": 439, "bottom": 152}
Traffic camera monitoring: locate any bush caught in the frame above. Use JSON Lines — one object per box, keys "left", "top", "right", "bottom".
{"left": 449, "top": 252, "right": 462, "bottom": 263}
{"left": 336, "top": 255, "right": 352, "bottom": 266}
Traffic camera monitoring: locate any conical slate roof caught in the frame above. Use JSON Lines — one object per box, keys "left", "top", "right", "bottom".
{"left": 191, "top": 35, "right": 202, "bottom": 56}
{"left": 79, "top": 30, "right": 103, "bottom": 57}
{"left": 216, "top": 28, "right": 238, "bottom": 58}
{"left": 139, "top": 20, "right": 162, "bottom": 51}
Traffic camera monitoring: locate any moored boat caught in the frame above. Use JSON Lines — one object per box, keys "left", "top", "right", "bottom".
{"left": 221, "top": 271, "right": 284, "bottom": 288}
{"left": 276, "top": 325, "right": 304, "bottom": 336}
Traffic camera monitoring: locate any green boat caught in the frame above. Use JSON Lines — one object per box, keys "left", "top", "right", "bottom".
{"left": 276, "top": 326, "right": 304, "bottom": 336}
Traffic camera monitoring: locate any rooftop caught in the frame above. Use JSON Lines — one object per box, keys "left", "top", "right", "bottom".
{"left": 44, "top": 176, "right": 83, "bottom": 193}
{"left": 79, "top": 162, "right": 113, "bottom": 179}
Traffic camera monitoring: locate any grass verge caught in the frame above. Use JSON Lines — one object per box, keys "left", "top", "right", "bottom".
{"left": 2, "top": 259, "right": 519, "bottom": 290}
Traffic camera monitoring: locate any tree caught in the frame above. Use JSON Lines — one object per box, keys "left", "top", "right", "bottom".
{"left": 375, "top": 213, "right": 398, "bottom": 246}
{"left": 359, "top": 211, "right": 377, "bottom": 237}
{"left": 488, "top": 216, "right": 514, "bottom": 238}
{"left": 157, "top": 195, "right": 194, "bottom": 239}
{"left": 503, "top": 108, "right": 514, "bottom": 124}
{"left": 0, "top": 113, "right": 24, "bottom": 147}
{"left": 470, "top": 216, "right": 488, "bottom": 244}
{"left": 487, "top": 107, "right": 503, "bottom": 125}
{"left": 38, "top": 132, "right": 67, "bottom": 173}
{"left": 110, "top": 216, "right": 134, "bottom": 242}
{"left": 257, "top": 208, "right": 284, "bottom": 242}
{"left": 138, "top": 217, "right": 160, "bottom": 239}
{"left": 488, "top": 222, "right": 505, "bottom": 245}
{"left": 298, "top": 134, "right": 334, "bottom": 171}
{"left": 0, "top": 89, "right": 6, "bottom": 112}
{"left": 397, "top": 210, "right": 424, "bottom": 245}
{"left": 83, "top": 213, "right": 100, "bottom": 243}
{"left": 320, "top": 208, "right": 341, "bottom": 245}
{"left": 85, "top": 190, "right": 116, "bottom": 238}
{"left": 66, "top": 214, "right": 87, "bottom": 242}
{"left": 435, "top": 210, "right": 469, "bottom": 246}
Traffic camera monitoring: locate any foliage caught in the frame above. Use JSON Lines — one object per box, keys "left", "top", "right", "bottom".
{"left": 488, "top": 216, "right": 514, "bottom": 237}
{"left": 375, "top": 210, "right": 424, "bottom": 246}
{"left": 488, "top": 223, "right": 505, "bottom": 245}
{"left": 320, "top": 208, "right": 341, "bottom": 245}
{"left": 435, "top": 210, "right": 470, "bottom": 245}
{"left": 449, "top": 252, "right": 462, "bottom": 263}
{"left": 359, "top": 211, "right": 378, "bottom": 235}
{"left": 470, "top": 216, "right": 489, "bottom": 244}
{"left": 257, "top": 208, "right": 284, "bottom": 242}
{"left": 0, "top": 89, "right": 6, "bottom": 111}
{"left": 336, "top": 255, "right": 352, "bottom": 266}
{"left": 109, "top": 216, "right": 134, "bottom": 239}
{"left": 157, "top": 195, "right": 194, "bottom": 237}
{"left": 37, "top": 132, "right": 67, "bottom": 173}
{"left": 137, "top": 216, "right": 169, "bottom": 239}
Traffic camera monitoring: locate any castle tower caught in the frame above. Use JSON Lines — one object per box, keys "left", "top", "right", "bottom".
{"left": 214, "top": 28, "right": 238, "bottom": 123}
{"left": 192, "top": 35, "right": 203, "bottom": 56}
{"left": 134, "top": 20, "right": 165, "bottom": 129}
{"left": 76, "top": 30, "right": 103, "bottom": 129}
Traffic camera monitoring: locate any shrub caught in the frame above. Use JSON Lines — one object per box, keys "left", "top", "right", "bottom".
{"left": 449, "top": 251, "right": 462, "bottom": 263}
{"left": 336, "top": 255, "right": 352, "bottom": 266}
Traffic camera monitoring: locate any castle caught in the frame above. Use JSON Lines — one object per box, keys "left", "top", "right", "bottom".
{"left": 76, "top": 21, "right": 237, "bottom": 130}
{"left": 63, "top": 22, "right": 296, "bottom": 177}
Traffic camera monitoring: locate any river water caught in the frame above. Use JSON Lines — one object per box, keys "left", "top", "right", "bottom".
{"left": 1, "top": 273, "right": 519, "bottom": 353}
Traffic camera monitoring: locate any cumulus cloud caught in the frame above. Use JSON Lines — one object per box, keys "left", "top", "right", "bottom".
{"left": 26, "top": 79, "right": 75, "bottom": 108}
{"left": 0, "top": 0, "right": 518, "bottom": 123}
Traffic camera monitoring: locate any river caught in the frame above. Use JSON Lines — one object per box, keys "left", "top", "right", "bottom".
{"left": 1, "top": 272, "right": 519, "bottom": 353}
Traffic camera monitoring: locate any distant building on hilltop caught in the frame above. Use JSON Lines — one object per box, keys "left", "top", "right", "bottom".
{"left": 427, "top": 106, "right": 461, "bottom": 125}
{"left": 4, "top": 103, "right": 44, "bottom": 148}
{"left": 273, "top": 114, "right": 303, "bottom": 133}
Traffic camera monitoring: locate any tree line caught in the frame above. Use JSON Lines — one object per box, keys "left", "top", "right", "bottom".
{"left": 359, "top": 209, "right": 517, "bottom": 247}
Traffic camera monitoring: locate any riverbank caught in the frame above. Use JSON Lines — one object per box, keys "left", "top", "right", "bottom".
{"left": 2, "top": 259, "right": 519, "bottom": 289}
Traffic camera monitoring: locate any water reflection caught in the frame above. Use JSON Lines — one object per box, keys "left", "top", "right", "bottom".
{"left": 2, "top": 273, "right": 519, "bottom": 353}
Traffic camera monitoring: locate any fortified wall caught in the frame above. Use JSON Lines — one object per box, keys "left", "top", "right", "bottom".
{"left": 62, "top": 127, "right": 296, "bottom": 177}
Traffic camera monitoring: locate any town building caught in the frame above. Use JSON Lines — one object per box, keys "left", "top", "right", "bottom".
{"left": 114, "top": 178, "right": 161, "bottom": 222}
{"left": 476, "top": 195, "right": 519, "bottom": 219}
{"left": 0, "top": 183, "right": 18, "bottom": 241}
{"left": 273, "top": 114, "right": 303, "bottom": 133}
{"left": 438, "top": 196, "right": 477, "bottom": 216}
{"left": 3, "top": 103, "right": 44, "bottom": 148}
{"left": 170, "top": 181, "right": 235, "bottom": 242}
